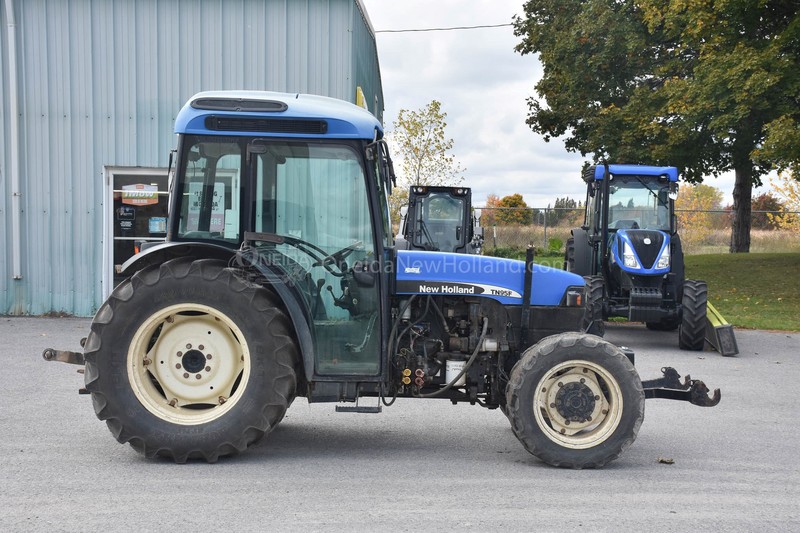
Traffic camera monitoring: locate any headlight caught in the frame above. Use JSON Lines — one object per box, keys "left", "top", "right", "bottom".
{"left": 655, "top": 246, "right": 670, "bottom": 269}
{"left": 623, "top": 242, "right": 640, "bottom": 269}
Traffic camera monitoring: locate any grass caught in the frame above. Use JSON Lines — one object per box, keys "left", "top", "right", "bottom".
{"left": 485, "top": 245, "right": 800, "bottom": 332}
{"left": 685, "top": 253, "right": 800, "bottom": 332}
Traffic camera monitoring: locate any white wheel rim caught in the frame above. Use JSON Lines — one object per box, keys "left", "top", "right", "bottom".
{"left": 128, "top": 303, "right": 250, "bottom": 425}
{"left": 533, "top": 360, "right": 623, "bottom": 449}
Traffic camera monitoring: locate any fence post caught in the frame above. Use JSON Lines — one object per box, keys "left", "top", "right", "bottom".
{"left": 543, "top": 208, "right": 548, "bottom": 249}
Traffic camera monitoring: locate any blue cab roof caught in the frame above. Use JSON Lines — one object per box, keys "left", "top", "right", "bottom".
{"left": 593, "top": 164, "right": 679, "bottom": 182}
{"left": 174, "top": 90, "right": 383, "bottom": 140}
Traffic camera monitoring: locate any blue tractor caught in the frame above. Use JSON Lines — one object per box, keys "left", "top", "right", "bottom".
{"left": 566, "top": 164, "right": 708, "bottom": 350}
{"left": 44, "top": 93, "right": 719, "bottom": 468}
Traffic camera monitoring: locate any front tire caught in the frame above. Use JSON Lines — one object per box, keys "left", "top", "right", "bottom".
{"left": 84, "top": 258, "right": 298, "bottom": 462}
{"left": 581, "top": 275, "right": 606, "bottom": 337}
{"left": 679, "top": 280, "right": 708, "bottom": 351}
{"left": 506, "top": 332, "right": 644, "bottom": 469}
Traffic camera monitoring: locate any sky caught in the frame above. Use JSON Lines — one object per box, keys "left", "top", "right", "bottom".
{"left": 360, "top": 0, "right": 762, "bottom": 208}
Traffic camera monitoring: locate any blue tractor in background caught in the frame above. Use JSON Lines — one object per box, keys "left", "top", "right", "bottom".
{"left": 44, "top": 94, "right": 719, "bottom": 469}
{"left": 566, "top": 164, "right": 708, "bottom": 350}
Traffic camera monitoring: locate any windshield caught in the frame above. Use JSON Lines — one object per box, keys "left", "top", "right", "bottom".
{"left": 607, "top": 177, "right": 671, "bottom": 231}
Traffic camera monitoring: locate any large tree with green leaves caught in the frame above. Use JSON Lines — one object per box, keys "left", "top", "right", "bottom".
{"left": 513, "top": 0, "right": 800, "bottom": 252}
{"left": 387, "top": 100, "right": 465, "bottom": 222}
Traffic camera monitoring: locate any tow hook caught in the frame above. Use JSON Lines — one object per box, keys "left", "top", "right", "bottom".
{"left": 42, "top": 348, "right": 85, "bottom": 365}
{"left": 641, "top": 367, "right": 721, "bottom": 407}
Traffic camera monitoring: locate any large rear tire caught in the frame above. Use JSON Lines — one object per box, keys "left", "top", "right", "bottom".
{"left": 84, "top": 258, "right": 298, "bottom": 462}
{"left": 506, "top": 332, "right": 644, "bottom": 469}
{"left": 679, "top": 279, "right": 707, "bottom": 351}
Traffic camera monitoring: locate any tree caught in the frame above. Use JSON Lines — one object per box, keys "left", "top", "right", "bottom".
{"left": 496, "top": 193, "right": 534, "bottom": 225}
{"left": 551, "top": 197, "right": 581, "bottom": 226}
{"left": 387, "top": 100, "right": 465, "bottom": 222}
{"left": 481, "top": 193, "right": 502, "bottom": 226}
{"left": 675, "top": 183, "right": 724, "bottom": 247}
{"left": 751, "top": 192, "right": 785, "bottom": 230}
{"left": 513, "top": 0, "right": 800, "bottom": 252}
{"left": 768, "top": 172, "right": 800, "bottom": 230}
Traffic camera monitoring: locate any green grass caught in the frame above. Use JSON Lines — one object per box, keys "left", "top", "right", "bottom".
{"left": 486, "top": 246, "right": 800, "bottom": 331}
{"left": 685, "top": 253, "right": 800, "bottom": 332}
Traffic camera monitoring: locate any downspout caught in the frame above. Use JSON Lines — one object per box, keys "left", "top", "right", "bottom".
{"left": 4, "top": 0, "right": 22, "bottom": 280}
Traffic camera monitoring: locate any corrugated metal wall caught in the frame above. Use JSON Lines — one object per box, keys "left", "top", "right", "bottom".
{"left": 0, "top": 0, "right": 383, "bottom": 316}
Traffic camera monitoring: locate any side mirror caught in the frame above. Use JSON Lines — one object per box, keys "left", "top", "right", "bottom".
{"left": 669, "top": 183, "right": 679, "bottom": 201}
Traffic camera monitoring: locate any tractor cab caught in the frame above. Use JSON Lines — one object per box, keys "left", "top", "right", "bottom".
{"left": 396, "top": 186, "right": 483, "bottom": 254}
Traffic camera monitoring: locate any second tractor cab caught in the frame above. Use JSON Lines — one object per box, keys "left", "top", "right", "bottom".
{"left": 396, "top": 186, "right": 483, "bottom": 254}
{"left": 566, "top": 163, "right": 708, "bottom": 350}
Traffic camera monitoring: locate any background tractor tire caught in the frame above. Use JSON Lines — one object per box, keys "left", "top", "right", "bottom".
{"left": 563, "top": 237, "right": 575, "bottom": 272}
{"left": 83, "top": 258, "right": 298, "bottom": 463}
{"left": 581, "top": 275, "right": 606, "bottom": 337}
{"left": 679, "top": 279, "right": 708, "bottom": 351}
{"left": 505, "top": 332, "right": 644, "bottom": 469}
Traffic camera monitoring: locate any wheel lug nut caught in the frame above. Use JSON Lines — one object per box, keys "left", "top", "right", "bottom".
{"left": 205, "top": 366, "right": 211, "bottom": 372}
{"left": 580, "top": 378, "right": 585, "bottom": 384}
{"left": 595, "top": 395, "right": 601, "bottom": 401}
{"left": 206, "top": 354, "right": 212, "bottom": 360}
{"left": 199, "top": 345, "right": 205, "bottom": 351}
{"left": 183, "top": 372, "right": 189, "bottom": 379}
{"left": 177, "top": 351, "right": 183, "bottom": 357}
{"left": 195, "top": 374, "right": 202, "bottom": 380}
{"left": 186, "top": 344, "right": 192, "bottom": 349}
{"left": 176, "top": 363, "right": 182, "bottom": 369}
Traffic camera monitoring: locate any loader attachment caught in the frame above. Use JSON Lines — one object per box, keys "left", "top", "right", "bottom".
{"left": 641, "top": 366, "right": 721, "bottom": 407}
{"left": 705, "top": 301, "right": 739, "bottom": 356}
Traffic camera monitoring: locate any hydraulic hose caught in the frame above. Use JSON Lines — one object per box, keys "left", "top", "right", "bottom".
{"left": 413, "top": 317, "right": 488, "bottom": 398}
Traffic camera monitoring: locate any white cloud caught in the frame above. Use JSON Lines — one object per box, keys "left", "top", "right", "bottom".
{"left": 363, "top": 0, "right": 757, "bottom": 208}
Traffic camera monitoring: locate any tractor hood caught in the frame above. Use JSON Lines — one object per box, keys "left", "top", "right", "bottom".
{"left": 611, "top": 229, "right": 671, "bottom": 275}
{"left": 395, "top": 250, "right": 584, "bottom": 306}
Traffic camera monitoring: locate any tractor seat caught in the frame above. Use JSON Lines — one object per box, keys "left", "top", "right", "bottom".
{"left": 611, "top": 219, "right": 640, "bottom": 229}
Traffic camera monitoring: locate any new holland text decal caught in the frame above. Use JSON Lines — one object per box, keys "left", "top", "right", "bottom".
{"left": 396, "top": 280, "right": 522, "bottom": 299}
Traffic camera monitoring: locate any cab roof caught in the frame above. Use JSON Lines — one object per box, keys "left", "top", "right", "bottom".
{"left": 584, "top": 164, "right": 679, "bottom": 183}
{"left": 175, "top": 90, "right": 383, "bottom": 140}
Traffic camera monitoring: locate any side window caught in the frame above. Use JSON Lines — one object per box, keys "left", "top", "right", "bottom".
{"left": 178, "top": 141, "right": 242, "bottom": 243}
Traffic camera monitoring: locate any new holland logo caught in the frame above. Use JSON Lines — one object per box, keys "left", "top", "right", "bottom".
{"left": 396, "top": 280, "right": 522, "bottom": 299}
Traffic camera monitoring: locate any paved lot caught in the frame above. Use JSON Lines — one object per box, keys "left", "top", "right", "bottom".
{"left": 1, "top": 316, "right": 799, "bottom": 532}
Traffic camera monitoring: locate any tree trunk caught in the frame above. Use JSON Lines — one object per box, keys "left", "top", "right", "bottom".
{"left": 729, "top": 166, "right": 753, "bottom": 253}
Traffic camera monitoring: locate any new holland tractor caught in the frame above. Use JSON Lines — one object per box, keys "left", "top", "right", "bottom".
{"left": 43, "top": 92, "right": 719, "bottom": 468}
{"left": 565, "top": 164, "right": 708, "bottom": 350}
{"left": 395, "top": 186, "right": 484, "bottom": 254}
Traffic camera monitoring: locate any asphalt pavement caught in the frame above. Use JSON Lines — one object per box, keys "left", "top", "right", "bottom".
{"left": 1, "top": 316, "right": 798, "bottom": 532}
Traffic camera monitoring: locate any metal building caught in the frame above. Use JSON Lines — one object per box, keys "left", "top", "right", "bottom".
{"left": 1, "top": 0, "right": 383, "bottom": 316}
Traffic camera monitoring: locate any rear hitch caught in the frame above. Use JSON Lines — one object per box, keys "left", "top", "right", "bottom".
{"left": 642, "top": 366, "right": 721, "bottom": 407}
{"left": 42, "top": 348, "right": 85, "bottom": 365}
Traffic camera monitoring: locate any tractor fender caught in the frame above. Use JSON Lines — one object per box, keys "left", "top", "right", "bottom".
{"left": 119, "top": 241, "right": 315, "bottom": 385}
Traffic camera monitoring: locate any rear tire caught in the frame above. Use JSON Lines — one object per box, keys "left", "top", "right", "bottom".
{"left": 84, "top": 258, "right": 298, "bottom": 462}
{"left": 679, "top": 280, "right": 707, "bottom": 351}
{"left": 506, "top": 332, "right": 644, "bottom": 468}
